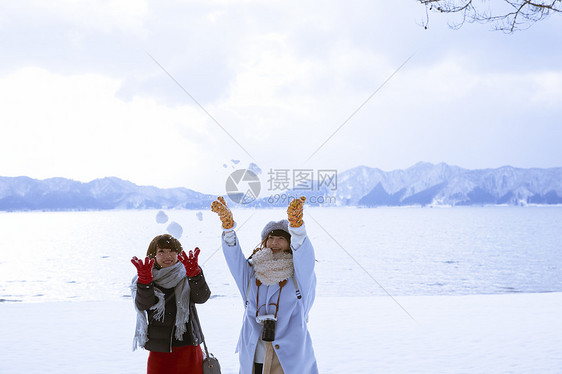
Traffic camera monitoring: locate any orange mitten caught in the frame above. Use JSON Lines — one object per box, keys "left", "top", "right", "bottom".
{"left": 211, "top": 196, "right": 235, "bottom": 229}
{"left": 287, "top": 196, "right": 306, "bottom": 227}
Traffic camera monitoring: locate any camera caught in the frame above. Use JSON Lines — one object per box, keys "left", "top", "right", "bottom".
{"left": 256, "top": 314, "right": 277, "bottom": 342}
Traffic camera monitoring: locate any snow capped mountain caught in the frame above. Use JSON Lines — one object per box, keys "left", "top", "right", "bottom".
{"left": 342, "top": 163, "right": 562, "bottom": 207}
{"left": 0, "top": 176, "right": 216, "bottom": 211}
{"left": 330, "top": 165, "right": 386, "bottom": 206}
{"left": 1, "top": 163, "right": 561, "bottom": 211}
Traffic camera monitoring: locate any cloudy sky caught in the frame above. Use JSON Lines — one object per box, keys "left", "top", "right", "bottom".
{"left": 1, "top": 0, "right": 561, "bottom": 194}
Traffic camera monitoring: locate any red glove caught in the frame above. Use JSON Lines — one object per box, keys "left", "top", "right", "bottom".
{"left": 178, "top": 247, "right": 201, "bottom": 277}
{"left": 131, "top": 256, "right": 155, "bottom": 285}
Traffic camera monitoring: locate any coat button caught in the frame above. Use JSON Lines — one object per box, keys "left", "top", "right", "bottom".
{"left": 275, "top": 344, "right": 280, "bottom": 350}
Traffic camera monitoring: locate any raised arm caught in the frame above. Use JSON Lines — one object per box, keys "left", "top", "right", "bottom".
{"left": 288, "top": 197, "right": 317, "bottom": 312}
{"left": 211, "top": 196, "right": 252, "bottom": 299}
{"left": 178, "top": 248, "right": 211, "bottom": 303}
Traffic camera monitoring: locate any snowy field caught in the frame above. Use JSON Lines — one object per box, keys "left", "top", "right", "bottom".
{"left": 1, "top": 207, "right": 561, "bottom": 373}
{"left": 1, "top": 293, "right": 561, "bottom": 373}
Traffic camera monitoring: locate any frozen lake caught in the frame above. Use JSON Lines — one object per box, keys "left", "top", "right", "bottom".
{"left": 1, "top": 206, "right": 561, "bottom": 303}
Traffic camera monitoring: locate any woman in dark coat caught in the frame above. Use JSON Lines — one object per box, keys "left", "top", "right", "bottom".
{"left": 131, "top": 234, "right": 211, "bottom": 374}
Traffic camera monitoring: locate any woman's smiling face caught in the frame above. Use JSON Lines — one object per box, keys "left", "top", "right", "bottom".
{"left": 155, "top": 247, "right": 178, "bottom": 268}
{"left": 266, "top": 235, "right": 290, "bottom": 254}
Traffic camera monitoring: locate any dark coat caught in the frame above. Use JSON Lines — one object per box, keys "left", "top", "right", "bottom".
{"left": 135, "top": 269, "right": 211, "bottom": 352}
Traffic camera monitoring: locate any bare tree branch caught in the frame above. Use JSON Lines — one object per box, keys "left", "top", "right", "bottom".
{"left": 419, "top": 0, "right": 562, "bottom": 32}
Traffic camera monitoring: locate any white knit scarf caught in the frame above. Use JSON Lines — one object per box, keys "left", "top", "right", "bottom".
{"left": 250, "top": 248, "right": 294, "bottom": 286}
{"left": 131, "top": 261, "right": 190, "bottom": 351}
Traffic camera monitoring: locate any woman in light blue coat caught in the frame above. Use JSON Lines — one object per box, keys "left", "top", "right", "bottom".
{"left": 212, "top": 196, "right": 318, "bottom": 374}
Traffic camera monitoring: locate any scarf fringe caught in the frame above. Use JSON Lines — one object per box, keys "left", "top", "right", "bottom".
{"left": 131, "top": 281, "right": 149, "bottom": 351}
{"left": 131, "top": 262, "right": 191, "bottom": 350}
{"left": 151, "top": 289, "right": 166, "bottom": 322}
{"left": 174, "top": 297, "right": 189, "bottom": 340}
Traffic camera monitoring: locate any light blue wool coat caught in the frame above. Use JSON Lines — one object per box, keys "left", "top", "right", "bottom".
{"left": 222, "top": 225, "right": 319, "bottom": 374}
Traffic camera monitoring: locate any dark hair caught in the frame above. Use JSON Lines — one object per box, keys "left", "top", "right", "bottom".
{"left": 146, "top": 234, "right": 183, "bottom": 259}
{"left": 268, "top": 229, "right": 291, "bottom": 243}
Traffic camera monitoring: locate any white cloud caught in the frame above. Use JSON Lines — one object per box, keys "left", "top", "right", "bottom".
{"left": 0, "top": 67, "right": 229, "bottom": 190}
{"left": 0, "top": 0, "right": 149, "bottom": 35}
{"left": 1, "top": 0, "right": 561, "bottom": 194}
{"left": 529, "top": 71, "right": 562, "bottom": 107}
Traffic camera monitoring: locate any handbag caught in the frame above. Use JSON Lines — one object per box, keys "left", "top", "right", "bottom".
{"left": 193, "top": 307, "right": 221, "bottom": 374}
{"left": 201, "top": 340, "right": 221, "bottom": 374}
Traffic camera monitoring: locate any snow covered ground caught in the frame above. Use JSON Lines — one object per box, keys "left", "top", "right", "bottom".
{"left": 2, "top": 292, "right": 561, "bottom": 373}
{"left": 2, "top": 207, "right": 561, "bottom": 373}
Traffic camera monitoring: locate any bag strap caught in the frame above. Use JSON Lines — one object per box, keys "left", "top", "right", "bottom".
{"left": 192, "top": 305, "right": 211, "bottom": 359}
{"left": 292, "top": 276, "right": 302, "bottom": 299}
{"left": 245, "top": 278, "right": 250, "bottom": 308}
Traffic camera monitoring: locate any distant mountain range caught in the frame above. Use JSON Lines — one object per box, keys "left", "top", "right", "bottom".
{"left": 1, "top": 162, "right": 561, "bottom": 211}
{"left": 336, "top": 162, "right": 562, "bottom": 207}
{"left": 0, "top": 176, "right": 216, "bottom": 211}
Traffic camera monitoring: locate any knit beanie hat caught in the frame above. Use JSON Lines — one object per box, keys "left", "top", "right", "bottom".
{"left": 261, "top": 219, "right": 291, "bottom": 242}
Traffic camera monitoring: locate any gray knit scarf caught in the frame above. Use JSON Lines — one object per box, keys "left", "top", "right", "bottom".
{"left": 131, "top": 261, "right": 191, "bottom": 351}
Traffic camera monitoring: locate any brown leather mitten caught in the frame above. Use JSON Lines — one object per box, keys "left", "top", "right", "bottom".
{"left": 211, "top": 196, "right": 235, "bottom": 229}
{"left": 287, "top": 196, "right": 306, "bottom": 227}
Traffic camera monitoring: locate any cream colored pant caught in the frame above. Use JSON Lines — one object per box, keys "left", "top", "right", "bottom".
{"left": 259, "top": 342, "right": 284, "bottom": 374}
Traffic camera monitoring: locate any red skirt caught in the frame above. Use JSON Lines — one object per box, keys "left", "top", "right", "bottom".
{"left": 147, "top": 345, "right": 203, "bottom": 374}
